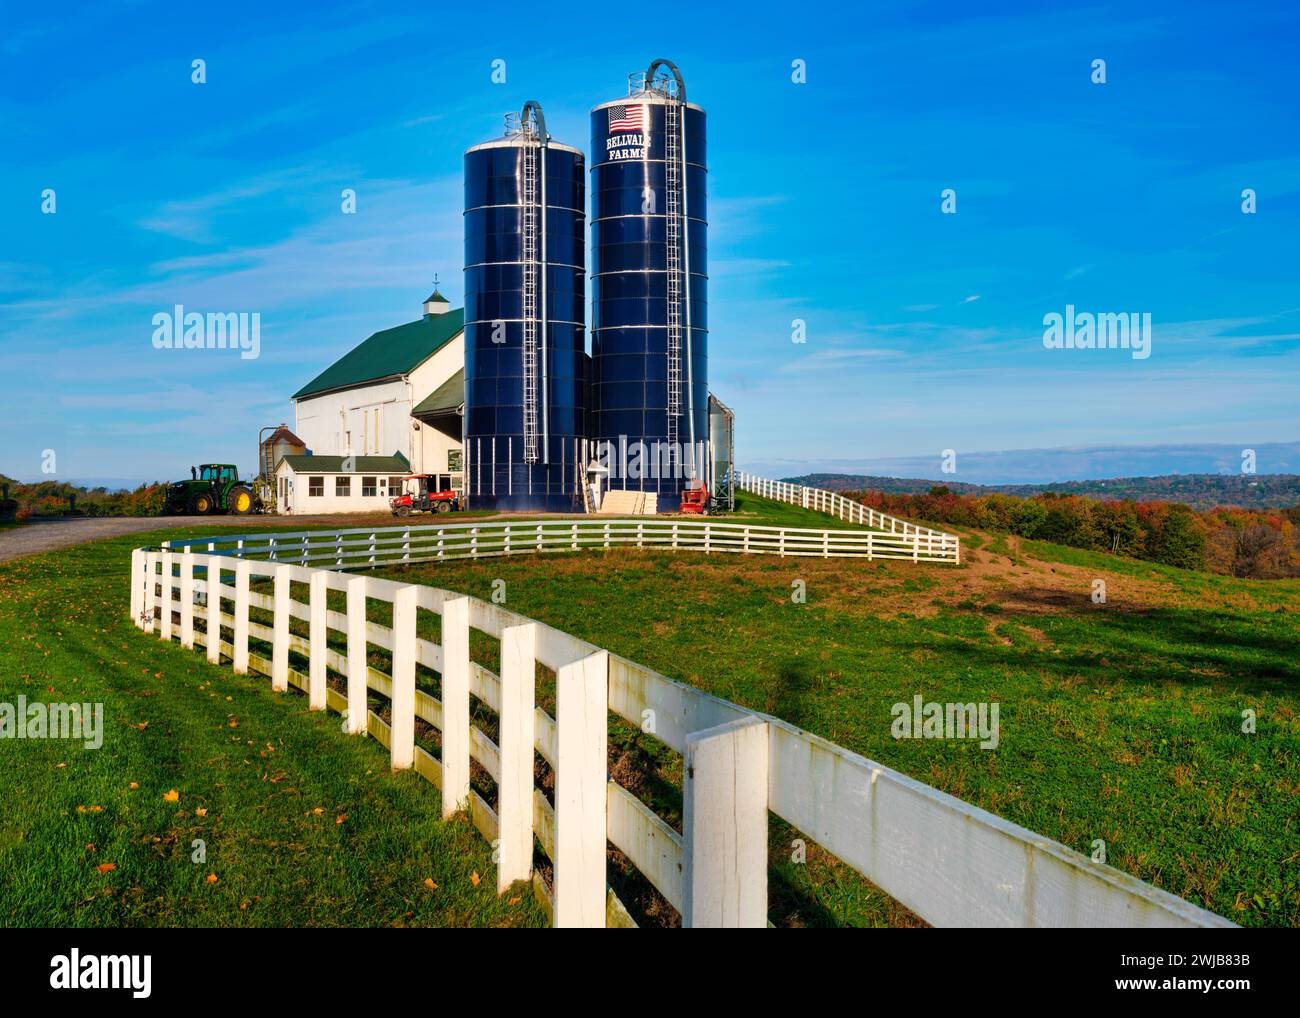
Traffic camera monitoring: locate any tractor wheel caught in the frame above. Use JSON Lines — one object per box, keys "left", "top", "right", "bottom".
{"left": 436, "top": 501, "right": 451, "bottom": 513}
{"left": 395, "top": 507, "right": 411, "bottom": 517}
{"left": 228, "top": 486, "right": 254, "bottom": 515}
{"left": 188, "top": 492, "right": 214, "bottom": 515}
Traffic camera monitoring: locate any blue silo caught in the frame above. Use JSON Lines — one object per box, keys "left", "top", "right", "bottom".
{"left": 590, "top": 60, "right": 707, "bottom": 504}
{"left": 464, "top": 102, "right": 587, "bottom": 511}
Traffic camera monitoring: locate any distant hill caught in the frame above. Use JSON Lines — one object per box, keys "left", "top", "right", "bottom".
{"left": 783, "top": 472, "right": 1300, "bottom": 511}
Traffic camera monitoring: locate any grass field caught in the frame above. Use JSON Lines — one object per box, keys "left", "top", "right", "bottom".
{"left": 1, "top": 494, "right": 1297, "bottom": 927}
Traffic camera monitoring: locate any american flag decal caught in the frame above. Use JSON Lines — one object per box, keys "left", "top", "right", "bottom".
{"left": 608, "top": 104, "right": 644, "bottom": 133}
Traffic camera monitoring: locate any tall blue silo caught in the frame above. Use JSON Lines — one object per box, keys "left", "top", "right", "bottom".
{"left": 590, "top": 60, "right": 707, "bottom": 504}
{"left": 464, "top": 102, "right": 587, "bottom": 511}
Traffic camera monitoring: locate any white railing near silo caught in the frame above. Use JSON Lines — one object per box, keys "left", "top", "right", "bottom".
{"left": 128, "top": 545, "right": 1233, "bottom": 929}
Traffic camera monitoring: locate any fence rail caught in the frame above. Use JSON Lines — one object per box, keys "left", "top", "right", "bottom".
{"left": 158, "top": 514, "right": 960, "bottom": 567}
{"left": 129, "top": 546, "right": 1233, "bottom": 928}
{"left": 738, "top": 471, "right": 959, "bottom": 561}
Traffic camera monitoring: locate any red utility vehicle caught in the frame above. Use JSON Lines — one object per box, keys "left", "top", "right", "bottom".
{"left": 389, "top": 473, "right": 460, "bottom": 516}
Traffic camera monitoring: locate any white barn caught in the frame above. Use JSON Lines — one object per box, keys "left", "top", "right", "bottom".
{"left": 281, "top": 291, "right": 465, "bottom": 514}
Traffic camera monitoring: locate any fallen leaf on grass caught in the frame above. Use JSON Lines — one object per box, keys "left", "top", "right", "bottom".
{"left": 335, "top": 814, "right": 348, "bottom": 825}
{"left": 163, "top": 789, "right": 179, "bottom": 802}
{"left": 471, "top": 871, "right": 481, "bottom": 887}
{"left": 129, "top": 782, "right": 139, "bottom": 790}
{"left": 206, "top": 873, "right": 218, "bottom": 884}
{"left": 424, "top": 878, "right": 438, "bottom": 890}
{"left": 508, "top": 896, "right": 521, "bottom": 906}
{"left": 96, "top": 863, "right": 116, "bottom": 874}
{"left": 195, "top": 808, "right": 208, "bottom": 817}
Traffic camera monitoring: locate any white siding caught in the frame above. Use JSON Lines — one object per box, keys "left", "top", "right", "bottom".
{"left": 291, "top": 332, "right": 464, "bottom": 478}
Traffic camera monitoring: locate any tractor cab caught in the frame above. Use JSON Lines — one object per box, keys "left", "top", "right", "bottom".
{"left": 390, "top": 473, "right": 460, "bottom": 516}
{"left": 198, "top": 464, "right": 237, "bottom": 484}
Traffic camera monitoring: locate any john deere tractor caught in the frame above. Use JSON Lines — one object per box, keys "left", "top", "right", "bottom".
{"left": 162, "top": 464, "right": 259, "bottom": 516}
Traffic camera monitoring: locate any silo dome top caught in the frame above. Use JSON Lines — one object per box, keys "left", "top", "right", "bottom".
{"left": 465, "top": 102, "right": 584, "bottom": 156}
{"left": 590, "top": 61, "right": 705, "bottom": 114}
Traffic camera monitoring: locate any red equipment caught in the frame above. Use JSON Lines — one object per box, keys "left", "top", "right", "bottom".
{"left": 679, "top": 482, "right": 710, "bottom": 515}
{"left": 390, "top": 474, "right": 460, "bottom": 516}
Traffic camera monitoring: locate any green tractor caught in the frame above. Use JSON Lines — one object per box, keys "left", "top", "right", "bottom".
{"left": 162, "top": 464, "right": 259, "bottom": 516}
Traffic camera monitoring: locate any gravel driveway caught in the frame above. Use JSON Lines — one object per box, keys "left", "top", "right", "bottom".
{"left": 0, "top": 510, "right": 542, "bottom": 565}
{"left": 0, "top": 514, "right": 390, "bottom": 564}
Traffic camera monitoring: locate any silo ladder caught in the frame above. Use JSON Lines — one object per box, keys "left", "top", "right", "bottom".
{"left": 521, "top": 137, "right": 540, "bottom": 464}
{"left": 664, "top": 98, "right": 684, "bottom": 448}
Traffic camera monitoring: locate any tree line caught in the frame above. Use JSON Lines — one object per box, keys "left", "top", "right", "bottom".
{"left": 845, "top": 486, "right": 1300, "bottom": 579}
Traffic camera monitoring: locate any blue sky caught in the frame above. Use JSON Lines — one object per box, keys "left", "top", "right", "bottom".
{"left": 2, "top": 0, "right": 1297, "bottom": 486}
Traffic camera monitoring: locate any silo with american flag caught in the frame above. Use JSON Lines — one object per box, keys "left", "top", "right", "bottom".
{"left": 589, "top": 60, "right": 708, "bottom": 507}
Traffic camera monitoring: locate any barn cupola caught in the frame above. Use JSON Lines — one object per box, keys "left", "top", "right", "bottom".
{"left": 422, "top": 279, "right": 450, "bottom": 317}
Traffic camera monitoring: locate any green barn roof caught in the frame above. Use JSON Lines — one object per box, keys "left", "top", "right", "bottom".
{"left": 412, "top": 367, "right": 465, "bottom": 416}
{"left": 293, "top": 309, "right": 464, "bottom": 400}
{"left": 279, "top": 454, "right": 411, "bottom": 474}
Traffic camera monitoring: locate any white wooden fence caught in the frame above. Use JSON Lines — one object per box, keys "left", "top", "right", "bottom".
{"left": 738, "top": 471, "right": 959, "bottom": 562}
{"left": 157, "top": 514, "right": 959, "bottom": 567}
{"left": 129, "top": 544, "right": 1234, "bottom": 928}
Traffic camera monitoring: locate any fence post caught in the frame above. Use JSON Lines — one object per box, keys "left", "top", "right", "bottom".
{"left": 272, "top": 565, "right": 291, "bottom": 692}
{"left": 233, "top": 559, "right": 251, "bottom": 674}
{"left": 682, "top": 715, "right": 769, "bottom": 928}
{"left": 180, "top": 550, "right": 195, "bottom": 649}
{"left": 553, "top": 649, "right": 609, "bottom": 927}
{"left": 440, "top": 596, "right": 471, "bottom": 817}
{"left": 308, "top": 570, "right": 328, "bottom": 710}
{"left": 498, "top": 622, "right": 537, "bottom": 893}
{"left": 158, "top": 550, "right": 173, "bottom": 642}
{"left": 130, "top": 549, "right": 145, "bottom": 627}
{"left": 390, "top": 585, "right": 418, "bottom": 770}
{"left": 143, "top": 552, "right": 159, "bottom": 633}
{"left": 206, "top": 556, "right": 222, "bottom": 663}
{"left": 343, "top": 575, "right": 367, "bottom": 730}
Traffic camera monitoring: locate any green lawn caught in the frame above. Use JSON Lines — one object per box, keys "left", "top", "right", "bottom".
{"left": 370, "top": 493, "right": 1300, "bottom": 927}
{"left": 0, "top": 527, "right": 546, "bottom": 928}
{"left": 1, "top": 495, "right": 1296, "bottom": 927}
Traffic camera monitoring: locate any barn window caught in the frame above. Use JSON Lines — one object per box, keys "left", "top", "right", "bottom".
{"left": 362, "top": 477, "right": 377, "bottom": 497}
{"left": 335, "top": 476, "right": 351, "bottom": 496}
{"left": 308, "top": 476, "right": 323, "bottom": 497}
